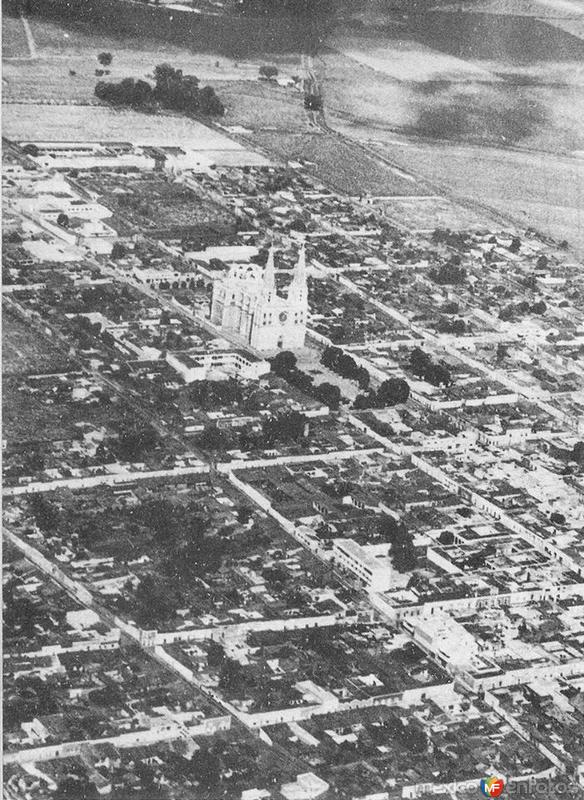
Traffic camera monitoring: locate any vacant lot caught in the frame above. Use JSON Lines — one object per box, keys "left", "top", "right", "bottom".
{"left": 217, "top": 80, "right": 310, "bottom": 132}
{"left": 76, "top": 172, "right": 237, "bottom": 236}
{"left": 2, "top": 309, "right": 74, "bottom": 376}
{"left": 376, "top": 195, "right": 496, "bottom": 233}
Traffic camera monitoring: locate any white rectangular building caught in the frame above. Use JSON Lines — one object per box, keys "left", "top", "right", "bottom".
{"left": 332, "top": 538, "right": 393, "bottom": 592}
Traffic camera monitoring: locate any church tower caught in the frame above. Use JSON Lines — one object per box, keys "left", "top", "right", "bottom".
{"left": 210, "top": 243, "right": 308, "bottom": 353}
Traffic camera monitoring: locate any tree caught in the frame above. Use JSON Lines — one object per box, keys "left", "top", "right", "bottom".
{"left": 356, "top": 366, "right": 370, "bottom": 390}
{"left": 315, "top": 382, "right": 341, "bottom": 410}
{"left": 353, "top": 392, "right": 375, "bottom": 410}
{"left": 140, "top": 498, "right": 179, "bottom": 541}
{"left": 572, "top": 442, "right": 584, "bottom": 465}
{"left": 154, "top": 62, "right": 183, "bottom": 92}
{"left": 207, "top": 641, "right": 226, "bottom": 668}
{"left": 259, "top": 65, "right": 278, "bottom": 78}
{"left": 135, "top": 574, "right": 174, "bottom": 626}
{"left": 262, "top": 411, "right": 307, "bottom": 446}
{"left": 531, "top": 300, "right": 547, "bottom": 315}
{"left": 509, "top": 236, "right": 521, "bottom": 254}
{"left": 54, "top": 776, "right": 98, "bottom": 800}
{"left": 22, "top": 143, "right": 39, "bottom": 157}
{"left": 391, "top": 527, "right": 417, "bottom": 572}
{"left": 409, "top": 347, "right": 431, "bottom": 378}
{"left": 219, "top": 657, "right": 243, "bottom": 690}
{"left": 116, "top": 424, "right": 158, "bottom": 461}
{"left": 30, "top": 494, "right": 59, "bottom": 532}
{"left": 426, "top": 363, "right": 451, "bottom": 387}
{"left": 57, "top": 212, "right": 70, "bottom": 228}
{"left": 429, "top": 262, "right": 466, "bottom": 285}
{"left": 198, "top": 85, "right": 224, "bottom": 116}
{"left": 376, "top": 378, "right": 410, "bottom": 407}
{"left": 271, "top": 350, "right": 297, "bottom": 376}
{"left": 111, "top": 242, "right": 127, "bottom": 260}
{"left": 197, "top": 425, "right": 231, "bottom": 452}
{"left": 175, "top": 527, "right": 223, "bottom": 576}
{"left": 97, "top": 52, "right": 113, "bottom": 66}
{"left": 188, "top": 749, "right": 221, "bottom": 788}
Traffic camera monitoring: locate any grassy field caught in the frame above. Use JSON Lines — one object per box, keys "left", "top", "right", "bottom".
{"left": 324, "top": 31, "right": 584, "bottom": 156}
{"left": 249, "top": 130, "right": 427, "bottom": 196}
{"left": 3, "top": 16, "right": 31, "bottom": 59}
{"left": 331, "top": 34, "right": 495, "bottom": 82}
{"left": 436, "top": 0, "right": 584, "bottom": 40}
{"left": 371, "top": 136, "right": 584, "bottom": 251}
{"left": 2, "top": 103, "right": 245, "bottom": 148}
{"left": 2, "top": 15, "right": 302, "bottom": 104}
{"left": 216, "top": 80, "right": 310, "bottom": 132}
{"left": 2, "top": 310, "right": 74, "bottom": 376}
{"left": 317, "top": 12, "right": 584, "bottom": 249}
{"left": 376, "top": 195, "right": 496, "bottom": 233}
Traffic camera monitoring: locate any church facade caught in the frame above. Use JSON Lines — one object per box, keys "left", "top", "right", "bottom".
{"left": 210, "top": 245, "right": 308, "bottom": 353}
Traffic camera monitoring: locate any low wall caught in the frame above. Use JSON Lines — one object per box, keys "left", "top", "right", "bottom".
{"left": 155, "top": 612, "right": 359, "bottom": 645}
{"left": 3, "top": 715, "right": 232, "bottom": 764}
{"left": 243, "top": 681, "right": 454, "bottom": 729}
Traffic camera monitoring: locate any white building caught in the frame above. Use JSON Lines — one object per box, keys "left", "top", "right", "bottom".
{"left": 210, "top": 245, "right": 308, "bottom": 353}
{"left": 332, "top": 538, "right": 393, "bottom": 592}
{"left": 280, "top": 773, "right": 329, "bottom": 800}
{"left": 166, "top": 349, "right": 269, "bottom": 382}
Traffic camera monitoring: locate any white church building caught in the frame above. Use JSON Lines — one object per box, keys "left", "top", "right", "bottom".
{"left": 210, "top": 244, "right": 308, "bottom": 353}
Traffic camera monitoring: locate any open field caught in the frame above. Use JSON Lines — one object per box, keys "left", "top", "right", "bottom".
{"left": 324, "top": 31, "right": 584, "bottom": 156}
{"left": 436, "top": 0, "right": 584, "bottom": 40}
{"left": 317, "top": 48, "right": 413, "bottom": 133}
{"left": 2, "top": 102, "right": 241, "bottom": 148}
{"left": 411, "top": 10, "right": 584, "bottom": 62}
{"left": 375, "top": 195, "right": 497, "bottom": 233}
{"left": 2, "top": 309, "right": 74, "bottom": 376}
{"left": 1, "top": 15, "right": 303, "bottom": 104}
{"left": 249, "top": 130, "right": 427, "bottom": 197}
{"left": 216, "top": 80, "right": 310, "bottom": 132}
{"left": 2, "top": 15, "right": 31, "bottom": 59}
{"left": 332, "top": 34, "right": 496, "bottom": 82}
{"left": 369, "top": 135, "right": 584, "bottom": 252}
{"left": 316, "top": 11, "right": 584, "bottom": 250}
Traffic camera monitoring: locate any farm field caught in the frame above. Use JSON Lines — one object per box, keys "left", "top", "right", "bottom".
{"left": 323, "top": 32, "right": 584, "bottom": 156}
{"left": 370, "top": 136, "right": 584, "bottom": 253}
{"left": 331, "top": 34, "right": 496, "bottom": 82}
{"left": 2, "top": 103, "right": 243, "bottom": 150}
{"left": 1, "top": 15, "right": 303, "bottom": 104}
{"left": 317, "top": 10, "right": 584, "bottom": 252}
{"left": 2, "top": 16, "right": 31, "bottom": 59}
{"left": 249, "top": 130, "right": 427, "bottom": 197}
{"left": 432, "top": 0, "right": 584, "bottom": 40}
{"left": 216, "top": 80, "right": 310, "bottom": 132}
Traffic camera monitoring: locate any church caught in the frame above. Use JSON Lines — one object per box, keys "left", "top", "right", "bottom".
{"left": 210, "top": 244, "right": 308, "bottom": 353}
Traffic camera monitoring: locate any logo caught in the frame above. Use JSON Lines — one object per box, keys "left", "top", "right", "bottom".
{"left": 480, "top": 777, "right": 505, "bottom": 797}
